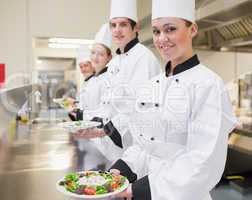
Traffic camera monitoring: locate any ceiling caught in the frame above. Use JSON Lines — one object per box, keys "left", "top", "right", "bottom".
{"left": 194, "top": 0, "right": 252, "bottom": 52}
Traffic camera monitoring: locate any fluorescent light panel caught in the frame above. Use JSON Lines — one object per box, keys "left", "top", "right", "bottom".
{"left": 36, "top": 59, "right": 43, "bottom": 64}
{"left": 49, "top": 38, "right": 94, "bottom": 45}
{"left": 48, "top": 43, "right": 80, "bottom": 49}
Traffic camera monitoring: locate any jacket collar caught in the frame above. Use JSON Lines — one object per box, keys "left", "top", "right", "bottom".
{"left": 95, "top": 67, "right": 108, "bottom": 77}
{"left": 116, "top": 37, "right": 139, "bottom": 55}
{"left": 165, "top": 55, "right": 200, "bottom": 77}
{"left": 84, "top": 74, "right": 94, "bottom": 82}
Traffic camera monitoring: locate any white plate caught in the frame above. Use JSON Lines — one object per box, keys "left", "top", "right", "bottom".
{"left": 56, "top": 172, "right": 129, "bottom": 200}
{"left": 58, "top": 121, "right": 101, "bottom": 132}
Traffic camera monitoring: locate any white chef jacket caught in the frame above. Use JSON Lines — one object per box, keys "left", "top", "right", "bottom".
{"left": 80, "top": 68, "right": 109, "bottom": 119}
{"left": 78, "top": 74, "right": 95, "bottom": 110}
{"left": 91, "top": 38, "right": 161, "bottom": 162}
{"left": 111, "top": 55, "right": 237, "bottom": 200}
{"left": 77, "top": 69, "right": 110, "bottom": 169}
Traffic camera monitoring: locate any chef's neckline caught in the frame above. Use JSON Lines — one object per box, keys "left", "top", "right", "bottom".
{"left": 95, "top": 67, "right": 108, "bottom": 77}
{"left": 84, "top": 74, "right": 95, "bottom": 82}
{"left": 165, "top": 55, "right": 200, "bottom": 77}
{"left": 116, "top": 37, "right": 139, "bottom": 55}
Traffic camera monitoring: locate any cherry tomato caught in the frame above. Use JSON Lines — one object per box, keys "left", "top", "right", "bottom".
{"left": 84, "top": 187, "right": 96, "bottom": 195}
{"left": 111, "top": 182, "right": 119, "bottom": 189}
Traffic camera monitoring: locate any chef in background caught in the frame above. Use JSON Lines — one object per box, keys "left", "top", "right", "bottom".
{"left": 75, "top": 24, "right": 113, "bottom": 171}
{"left": 108, "top": 0, "right": 238, "bottom": 199}
{"left": 76, "top": 46, "right": 95, "bottom": 116}
{"left": 78, "top": 47, "right": 95, "bottom": 83}
{"left": 80, "top": 23, "right": 112, "bottom": 117}
{"left": 74, "top": 0, "right": 161, "bottom": 164}
{"left": 68, "top": 47, "right": 95, "bottom": 121}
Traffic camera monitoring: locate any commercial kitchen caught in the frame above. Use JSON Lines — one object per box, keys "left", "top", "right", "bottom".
{"left": 1, "top": 0, "right": 252, "bottom": 200}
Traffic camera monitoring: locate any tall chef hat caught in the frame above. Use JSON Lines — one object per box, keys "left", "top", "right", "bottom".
{"left": 110, "top": 0, "right": 138, "bottom": 22}
{"left": 94, "top": 23, "right": 112, "bottom": 49}
{"left": 76, "top": 45, "right": 90, "bottom": 64}
{"left": 152, "top": 0, "right": 195, "bottom": 23}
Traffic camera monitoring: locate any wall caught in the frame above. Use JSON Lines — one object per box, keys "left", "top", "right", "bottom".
{"left": 36, "top": 59, "right": 75, "bottom": 71}
{"left": 237, "top": 52, "right": 252, "bottom": 76}
{"left": 196, "top": 50, "right": 236, "bottom": 82}
{"left": 0, "top": 0, "right": 110, "bottom": 89}
{"left": 196, "top": 50, "right": 252, "bottom": 83}
{"left": 185, "top": 50, "right": 252, "bottom": 106}
{"left": 29, "top": 0, "right": 110, "bottom": 39}
{"left": 0, "top": 0, "right": 30, "bottom": 88}
{"left": 138, "top": 0, "right": 151, "bottom": 21}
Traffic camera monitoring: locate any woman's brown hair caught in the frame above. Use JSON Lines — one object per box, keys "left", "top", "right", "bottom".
{"left": 100, "top": 44, "right": 112, "bottom": 56}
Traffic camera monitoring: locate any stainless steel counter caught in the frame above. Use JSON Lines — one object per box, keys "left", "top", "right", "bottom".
{"left": 0, "top": 122, "right": 75, "bottom": 200}
{"left": 0, "top": 110, "right": 111, "bottom": 200}
{"left": 0, "top": 84, "right": 40, "bottom": 137}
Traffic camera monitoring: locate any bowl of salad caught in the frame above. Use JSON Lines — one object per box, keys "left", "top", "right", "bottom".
{"left": 56, "top": 171, "right": 129, "bottom": 199}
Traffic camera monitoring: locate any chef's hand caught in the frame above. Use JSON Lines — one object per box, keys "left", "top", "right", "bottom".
{"left": 67, "top": 97, "right": 75, "bottom": 105}
{"left": 73, "top": 128, "right": 106, "bottom": 139}
{"left": 68, "top": 110, "right": 77, "bottom": 117}
{"left": 109, "top": 168, "right": 121, "bottom": 176}
{"left": 114, "top": 184, "right": 132, "bottom": 199}
{"left": 109, "top": 169, "right": 133, "bottom": 199}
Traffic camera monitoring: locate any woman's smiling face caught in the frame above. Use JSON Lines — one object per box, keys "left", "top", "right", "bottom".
{"left": 152, "top": 17, "right": 197, "bottom": 63}
{"left": 90, "top": 43, "right": 111, "bottom": 71}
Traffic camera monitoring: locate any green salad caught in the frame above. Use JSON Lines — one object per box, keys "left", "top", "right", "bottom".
{"left": 58, "top": 171, "right": 127, "bottom": 195}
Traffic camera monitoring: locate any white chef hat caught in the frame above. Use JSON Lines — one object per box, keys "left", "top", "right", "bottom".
{"left": 94, "top": 23, "right": 112, "bottom": 49}
{"left": 110, "top": 0, "right": 138, "bottom": 22}
{"left": 152, "top": 0, "right": 195, "bottom": 23}
{"left": 76, "top": 45, "right": 90, "bottom": 64}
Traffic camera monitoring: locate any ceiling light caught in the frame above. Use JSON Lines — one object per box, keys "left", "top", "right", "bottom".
{"left": 49, "top": 38, "right": 94, "bottom": 45}
{"left": 48, "top": 43, "right": 80, "bottom": 49}
{"left": 36, "top": 59, "right": 43, "bottom": 64}
{"left": 220, "top": 47, "right": 229, "bottom": 52}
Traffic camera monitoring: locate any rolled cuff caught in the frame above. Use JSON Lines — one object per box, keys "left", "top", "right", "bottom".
{"left": 103, "top": 121, "right": 123, "bottom": 148}
{"left": 90, "top": 117, "right": 104, "bottom": 128}
{"left": 109, "top": 159, "right": 137, "bottom": 183}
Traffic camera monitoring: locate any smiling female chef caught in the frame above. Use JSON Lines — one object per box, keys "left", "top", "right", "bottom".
{"left": 80, "top": 23, "right": 112, "bottom": 116}
{"left": 109, "top": 0, "right": 238, "bottom": 199}
{"left": 68, "top": 59, "right": 94, "bottom": 121}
